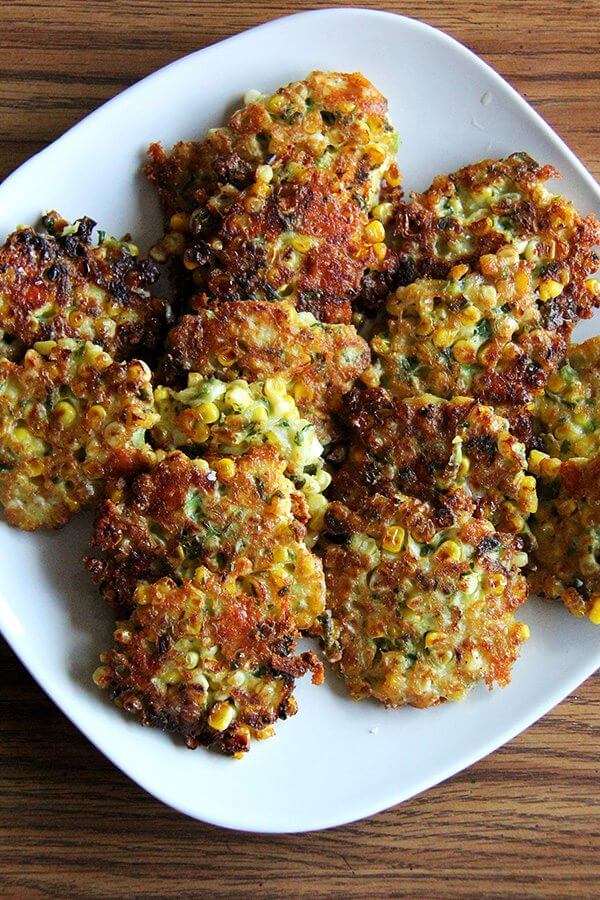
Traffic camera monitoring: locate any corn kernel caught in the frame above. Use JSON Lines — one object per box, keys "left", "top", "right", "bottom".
{"left": 53, "top": 400, "right": 77, "bottom": 427}
{"left": 34, "top": 340, "right": 57, "bottom": 356}
{"left": 539, "top": 279, "right": 563, "bottom": 302}
{"left": 372, "top": 202, "right": 394, "bottom": 224}
{"left": 290, "top": 233, "right": 313, "bottom": 253}
{"left": 585, "top": 277, "right": 599, "bottom": 296}
{"left": 366, "top": 144, "right": 387, "bottom": 167}
{"left": 517, "top": 623, "right": 531, "bottom": 641}
{"left": 528, "top": 449, "right": 550, "bottom": 474}
{"left": 588, "top": 597, "right": 600, "bottom": 625}
{"left": 459, "top": 304, "right": 482, "bottom": 326}
{"left": 208, "top": 701, "right": 235, "bottom": 732}
{"left": 273, "top": 546, "right": 289, "bottom": 565}
{"left": 169, "top": 212, "right": 190, "bottom": 233}
{"left": 453, "top": 339, "right": 476, "bottom": 364}
{"left": 373, "top": 241, "right": 387, "bottom": 262}
{"left": 266, "top": 93, "right": 286, "bottom": 115}
{"left": 497, "top": 244, "right": 519, "bottom": 264}
{"left": 425, "top": 631, "right": 446, "bottom": 649}
{"left": 434, "top": 540, "right": 461, "bottom": 563}
{"left": 197, "top": 401, "right": 220, "bottom": 424}
{"left": 488, "top": 572, "right": 507, "bottom": 595}
{"left": 547, "top": 372, "right": 566, "bottom": 394}
{"left": 162, "top": 231, "right": 186, "bottom": 255}
{"left": 385, "top": 165, "right": 402, "bottom": 187}
{"left": 293, "top": 381, "right": 314, "bottom": 404}
{"left": 216, "top": 350, "right": 236, "bottom": 368}
{"left": 479, "top": 254, "right": 499, "bottom": 277}
{"left": 255, "top": 164, "right": 273, "bottom": 183}
{"left": 250, "top": 405, "right": 269, "bottom": 423}
{"left": 433, "top": 327, "right": 456, "bottom": 349}
{"left": 450, "top": 263, "right": 469, "bottom": 281}
{"left": 215, "top": 458, "right": 236, "bottom": 481}
{"left": 514, "top": 268, "right": 530, "bottom": 296}
{"left": 382, "top": 525, "right": 405, "bottom": 553}
{"left": 264, "top": 377, "right": 287, "bottom": 400}
{"left": 364, "top": 219, "right": 386, "bottom": 244}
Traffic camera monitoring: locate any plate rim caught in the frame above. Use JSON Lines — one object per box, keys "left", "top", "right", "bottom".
{"left": 1, "top": 6, "right": 599, "bottom": 834}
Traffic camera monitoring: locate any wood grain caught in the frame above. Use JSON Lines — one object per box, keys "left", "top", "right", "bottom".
{"left": 0, "top": 2, "right": 599, "bottom": 896}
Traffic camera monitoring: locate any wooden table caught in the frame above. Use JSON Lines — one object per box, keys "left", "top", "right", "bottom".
{"left": 1, "top": 2, "right": 598, "bottom": 896}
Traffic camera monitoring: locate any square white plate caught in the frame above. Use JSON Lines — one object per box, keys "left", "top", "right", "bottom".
{"left": 1, "top": 8, "right": 599, "bottom": 834}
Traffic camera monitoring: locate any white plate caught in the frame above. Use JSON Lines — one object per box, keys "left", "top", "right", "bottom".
{"left": 1, "top": 7, "right": 599, "bottom": 834}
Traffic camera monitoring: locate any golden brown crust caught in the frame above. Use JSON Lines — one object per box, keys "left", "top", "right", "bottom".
{"left": 0, "top": 339, "right": 157, "bottom": 530}
{"left": 367, "top": 245, "right": 573, "bottom": 408}
{"left": 146, "top": 71, "right": 399, "bottom": 321}
{"left": 378, "top": 154, "right": 600, "bottom": 322}
{"left": 332, "top": 387, "right": 536, "bottom": 535}
{"left": 94, "top": 573, "right": 323, "bottom": 756}
{"left": 320, "top": 494, "right": 529, "bottom": 707}
{"left": 0, "top": 214, "right": 167, "bottom": 361}
{"left": 528, "top": 454, "right": 600, "bottom": 619}
{"left": 86, "top": 447, "right": 325, "bottom": 629}
{"left": 161, "top": 300, "right": 370, "bottom": 443}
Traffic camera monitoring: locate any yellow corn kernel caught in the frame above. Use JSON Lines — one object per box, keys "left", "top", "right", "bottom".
{"left": 162, "top": 231, "right": 186, "bottom": 255}
{"left": 585, "top": 277, "right": 599, "bottom": 296}
{"left": 434, "top": 540, "right": 461, "bottom": 563}
{"left": 264, "top": 376, "right": 287, "bottom": 400}
{"left": 547, "top": 372, "right": 566, "bottom": 394}
{"left": 169, "top": 212, "right": 190, "bottom": 233}
{"left": 372, "top": 202, "right": 394, "bottom": 224}
{"left": 53, "top": 400, "right": 77, "bottom": 427}
{"left": 459, "top": 304, "right": 482, "bottom": 326}
{"left": 34, "top": 340, "right": 57, "bottom": 356}
{"left": 88, "top": 404, "right": 106, "bottom": 427}
{"left": 366, "top": 144, "right": 387, "bottom": 167}
{"left": 27, "top": 458, "right": 45, "bottom": 477}
{"left": 244, "top": 196, "right": 263, "bottom": 214}
{"left": 197, "top": 401, "right": 220, "bottom": 424}
{"left": 208, "top": 701, "right": 235, "bottom": 732}
{"left": 290, "top": 233, "right": 313, "bottom": 254}
{"left": 255, "top": 163, "right": 273, "bottom": 183}
{"left": 254, "top": 725, "right": 275, "bottom": 741}
{"left": 514, "top": 268, "right": 530, "bottom": 296}
{"left": 226, "top": 385, "right": 253, "bottom": 409}
{"left": 103, "top": 422, "right": 126, "bottom": 448}
{"left": 488, "top": 572, "right": 507, "bottom": 595}
{"left": 192, "top": 564, "right": 210, "bottom": 585}
{"left": 293, "top": 381, "right": 314, "bottom": 404}
{"left": 517, "top": 623, "right": 531, "bottom": 641}
{"left": 528, "top": 449, "right": 550, "bottom": 474}
{"left": 539, "top": 279, "right": 563, "bottom": 302}
{"left": 216, "top": 350, "right": 236, "bottom": 368}
{"left": 479, "top": 254, "right": 499, "bottom": 277}
{"left": 307, "top": 493, "right": 328, "bottom": 516}
{"left": 215, "top": 458, "right": 236, "bottom": 481}
{"left": 92, "top": 666, "right": 111, "bottom": 688}
{"left": 450, "top": 263, "right": 469, "bottom": 281}
{"left": 382, "top": 525, "right": 405, "bottom": 553}
{"left": 373, "top": 242, "right": 387, "bottom": 262}
{"left": 479, "top": 285, "right": 498, "bottom": 309}
{"left": 497, "top": 244, "right": 520, "bottom": 264}
{"left": 518, "top": 475, "right": 538, "bottom": 514}
{"left": 433, "top": 327, "right": 456, "bottom": 349}
{"left": 453, "top": 339, "right": 476, "bottom": 364}
{"left": 273, "top": 546, "right": 289, "bottom": 565}
{"left": 555, "top": 421, "right": 580, "bottom": 443}
{"left": 459, "top": 573, "right": 479, "bottom": 594}
{"left": 250, "top": 405, "right": 269, "bottom": 424}
{"left": 588, "top": 597, "right": 600, "bottom": 625}
{"left": 385, "top": 165, "right": 402, "bottom": 187}
{"left": 266, "top": 93, "right": 286, "bottom": 115}
{"left": 425, "top": 631, "right": 446, "bottom": 649}
{"left": 364, "top": 219, "right": 386, "bottom": 244}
